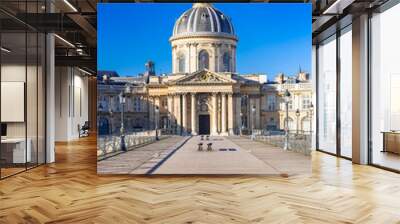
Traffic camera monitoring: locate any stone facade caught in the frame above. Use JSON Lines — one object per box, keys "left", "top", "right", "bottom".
{"left": 97, "top": 3, "right": 313, "bottom": 136}
{"left": 261, "top": 74, "right": 313, "bottom": 134}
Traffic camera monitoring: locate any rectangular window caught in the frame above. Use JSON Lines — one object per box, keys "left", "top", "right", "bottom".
{"left": 370, "top": 4, "right": 400, "bottom": 171}
{"left": 339, "top": 25, "right": 352, "bottom": 158}
{"left": 0, "top": 2, "right": 46, "bottom": 179}
{"left": 317, "top": 34, "right": 337, "bottom": 154}
{"left": 267, "top": 95, "right": 276, "bottom": 111}
{"left": 302, "top": 95, "right": 311, "bottom": 109}
{"left": 288, "top": 96, "right": 293, "bottom": 110}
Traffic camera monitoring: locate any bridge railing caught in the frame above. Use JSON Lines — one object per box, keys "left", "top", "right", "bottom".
{"left": 97, "top": 130, "right": 165, "bottom": 160}
{"left": 251, "top": 130, "right": 312, "bottom": 155}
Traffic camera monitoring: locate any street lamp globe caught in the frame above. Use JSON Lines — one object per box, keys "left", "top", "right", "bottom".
{"left": 124, "top": 84, "right": 131, "bottom": 94}
{"left": 284, "top": 89, "right": 291, "bottom": 103}
{"left": 119, "top": 90, "right": 127, "bottom": 152}
{"left": 309, "top": 102, "right": 314, "bottom": 116}
{"left": 251, "top": 105, "right": 256, "bottom": 140}
{"left": 295, "top": 108, "right": 300, "bottom": 135}
{"left": 155, "top": 106, "right": 160, "bottom": 140}
{"left": 119, "top": 92, "right": 126, "bottom": 104}
{"left": 283, "top": 89, "right": 291, "bottom": 151}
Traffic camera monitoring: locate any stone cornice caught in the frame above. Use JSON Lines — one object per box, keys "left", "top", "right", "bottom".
{"left": 173, "top": 82, "right": 234, "bottom": 86}
{"left": 169, "top": 33, "right": 238, "bottom": 42}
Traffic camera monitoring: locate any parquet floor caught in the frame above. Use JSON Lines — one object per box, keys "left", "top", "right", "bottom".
{"left": 1, "top": 135, "right": 400, "bottom": 223}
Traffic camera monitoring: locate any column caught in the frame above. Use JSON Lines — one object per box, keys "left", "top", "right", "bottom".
{"left": 155, "top": 96, "right": 160, "bottom": 128}
{"left": 247, "top": 95, "right": 251, "bottom": 129}
{"left": 352, "top": 14, "right": 369, "bottom": 164}
{"left": 172, "top": 45, "right": 176, "bottom": 73}
{"left": 232, "top": 45, "right": 236, "bottom": 73}
{"left": 191, "top": 93, "right": 197, "bottom": 135}
{"left": 140, "top": 95, "right": 145, "bottom": 112}
{"left": 167, "top": 95, "right": 173, "bottom": 129}
{"left": 182, "top": 93, "right": 187, "bottom": 135}
{"left": 46, "top": 26, "right": 56, "bottom": 163}
{"left": 210, "top": 43, "right": 216, "bottom": 72}
{"left": 229, "top": 45, "right": 233, "bottom": 72}
{"left": 235, "top": 94, "right": 242, "bottom": 134}
{"left": 216, "top": 44, "right": 221, "bottom": 72}
{"left": 227, "top": 93, "right": 234, "bottom": 135}
{"left": 221, "top": 93, "right": 227, "bottom": 134}
{"left": 192, "top": 43, "right": 198, "bottom": 72}
{"left": 213, "top": 44, "right": 218, "bottom": 72}
{"left": 248, "top": 97, "right": 252, "bottom": 130}
{"left": 186, "top": 43, "right": 191, "bottom": 73}
{"left": 174, "top": 94, "right": 181, "bottom": 135}
{"left": 149, "top": 96, "right": 155, "bottom": 129}
{"left": 212, "top": 93, "right": 218, "bottom": 135}
{"left": 255, "top": 95, "right": 261, "bottom": 129}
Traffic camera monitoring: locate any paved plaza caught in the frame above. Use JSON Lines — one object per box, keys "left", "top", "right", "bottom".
{"left": 97, "top": 136, "right": 187, "bottom": 174}
{"left": 153, "top": 136, "right": 279, "bottom": 175}
{"left": 98, "top": 135, "right": 310, "bottom": 175}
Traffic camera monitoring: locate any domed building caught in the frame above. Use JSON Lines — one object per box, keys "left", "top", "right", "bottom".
{"left": 170, "top": 3, "right": 237, "bottom": 73}
{"left": 145, "top": 3, "right": 265, "bottom": 136}
{"left": 99, "top": 3, "right": 312, "bottom": 137}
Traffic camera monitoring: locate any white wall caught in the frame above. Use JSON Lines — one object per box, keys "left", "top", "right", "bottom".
{"left": 317, "top": 35, "right": 337, "bottom": 154}
{"left": 55, "top": 67, "right": 89, "bottom": 141}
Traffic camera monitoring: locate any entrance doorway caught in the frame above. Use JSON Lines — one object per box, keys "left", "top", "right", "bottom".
{"left": 198, "top": 115, "right": 210, "bottom": 135}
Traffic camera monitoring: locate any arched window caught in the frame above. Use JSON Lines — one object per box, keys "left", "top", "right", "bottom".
{"left": 98, "top": 117, "right": 110, "bottom": 135}
{"left": 223, "top": 52, "right": 231, "bottom": 72}
{"left": 178, "top": 54, "right": 185, "bottom": 73}
{"left": 301, "top": 117, "right": 311, "bottom": 132}
{"left": 198, "top": 50, "right": 209, "bottom": 70}
{"left": 266, "top": 117, "right": 277, "bottom": 131}
{"left": 284, "top": 117, "right": 295, "bottom": 131}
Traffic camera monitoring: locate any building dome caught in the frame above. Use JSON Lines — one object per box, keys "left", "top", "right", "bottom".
{"left": 170, "top": 3, "right": 238, "bottom": 74}
{"left": 172, "top": 3, "right": 236, "bottom": 39}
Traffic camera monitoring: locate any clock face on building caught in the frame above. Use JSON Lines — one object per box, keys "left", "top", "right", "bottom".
{"left": 200, "top": 103, "right": 208, "bottom": 112}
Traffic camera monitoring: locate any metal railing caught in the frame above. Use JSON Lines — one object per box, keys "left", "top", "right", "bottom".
{"left": 97, "top": 130, "right": 165, "bottom": 160}
{"left": 251, "top": 129, "right": 312, "bottom": 155}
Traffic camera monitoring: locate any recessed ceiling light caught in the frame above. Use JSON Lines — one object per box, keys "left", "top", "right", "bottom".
{"left": 63, "top": 0, "right": 78, "bottom": 12}
{"left": 54, "top": 34, "right": 75, "bottom": 48}
{"left": 1, "top": 47, "right": 11, "bottom": 53}
{"left": 78, "top": 67, "right": 93, "bottom": 76}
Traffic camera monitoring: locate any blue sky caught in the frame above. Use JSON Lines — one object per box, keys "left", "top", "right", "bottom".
{"left": 98, "top": 3, "right": 311, "bottom": 78}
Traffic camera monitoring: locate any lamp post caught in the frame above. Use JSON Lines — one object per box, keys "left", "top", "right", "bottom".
{"left": 155, "top": 106, "right": 159, "bottom": 140}
{"left": 240, "top": 112, "right": 243, "bottom": 136}
{"left": 309, "top": 102, "right": 314, "bottom": 136}
{"left": 119, "top": 84, "right": 131, "bottom": 152}
{"left": 251, "top": 105, "right": 256, "bottom": 140}
{"left": 283, "top": 89, "right": 291, "bottom": 150}
{"left": 109, "top": 107, "right": 113, "bottom": 135}
{"left": 295, "top": 108, "right": 300, "bottom": 135}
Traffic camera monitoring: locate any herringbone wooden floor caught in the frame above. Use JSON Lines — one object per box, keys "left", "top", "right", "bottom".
{"left": 1, "top": 135, "right": 400, "bottom": 224}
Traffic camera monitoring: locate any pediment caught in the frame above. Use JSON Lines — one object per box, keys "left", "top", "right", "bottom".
{"left": 172, "top": 70, "right": 236, "bottom": 85}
